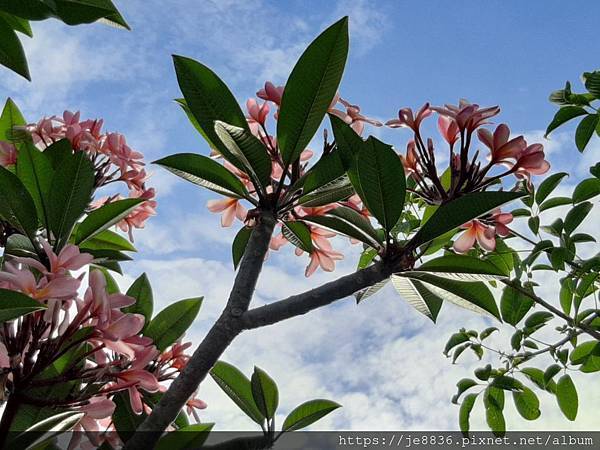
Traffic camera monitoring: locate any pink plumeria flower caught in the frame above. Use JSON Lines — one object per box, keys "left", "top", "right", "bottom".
{"left": 329, "top": 97, "right": 382, "bottom": 135}
{"left": 432, "top": 100, "right": 500, "bottom": 133}
{"left": 103, "top": 132, "right": 144, "bottom": 173}
{"left": 207, "top": 197, "right": 247, "bottom": 227}
{"left": 68, "top": 397, "right": 116, "bottom": 450}
{"left": 453, "top": 220, "right": 496, "bottom": 253}
{"left": 0, "top": 342, "right": 9, "bottom": 368}
{"left": 80, "top": 269, "right": 136, "bottom": 327}
{"left": 477, "top": 123, "right": 526, "bottom": 165}
{"left": 514, "top": 143, "right": 551, "bottom": 184}
{"left": 24, "top": 117, "right": 62, "bottom": 148}
{"left": 186, "top": 393, "right": 208, "bottom": 422}
{"left": 257, "top": 81, "right": 284, "bottom": 105}
{"left": 401, "top": 141, "right": 420, "bottom": 176}
{"left": 437, "top": 115, "right": 460, "bottom": 147}
{"left": 0, "top": 263, "right": 81, "bottom": 301}
{"left": 269, "top": 229, "right": 288, "bottom": 251}
{"left": 0, "top": 141, "right": 17, "bottom": 167}
{"left": 491, "top": 209, "right": 513, "bottom": 237}
{"left": 304, "top": 247, "right": 344, "bottom": 277}
{"left": 246, "top": 98, "right": 270, "bottom": 126}
{"left": 15, "top": 239, "right": 92, "bottom": 277}
{"left": 113, "top": 347, "right": 161, "bottom": 414}
{"left": 386, "top": 103, "right": 432, "bottom": 132}
{"left": 158, "top": 341, "right": 192, "bottom": 369}
{"left": 117, "top": 188, "right": 157, "bottom": 241}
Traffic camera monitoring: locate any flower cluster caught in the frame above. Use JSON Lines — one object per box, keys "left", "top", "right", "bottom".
{"left": 0, "top": 111, "right": 157, "bottom": 240}
{"left": 453, "top": 209, "right": 513, "bottom": 253}
{"left": 207, "top": 81, "right": 382, "bottom": 276}
{"left": 0, "top": 241, "right": 203, "bottom": 449}
{"left": 386, "top": 100, "right": 550, "bottom": 204}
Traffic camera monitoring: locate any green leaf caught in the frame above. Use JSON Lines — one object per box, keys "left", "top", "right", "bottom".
{"left": 214, "top": 121, "right": 271, "bottom": 191}
{"left": 296, "top": 176, "right": 354, "bottom": 207}
{"left": 123, "top": 273, "right": 153, "bottom": 331}
{"left": 443, "top": 332, "right": 470, "bottom": 356}
{"left": 144, "top": 298, "right": 202, "bottom": 351}
{"left": 0, "top": 11, "right": 32, "bottom": 36}
{"left": 251, "top": 366, "right": 279, "bottom": 419}
{"left": 535, "top": 172, "right": 568, "bottom": 204}
{"left": 556, "top": 374, "right": 578, "bottom": 421}
{"left": 0, "top": 15, "right": 30, "bottom": 80}
{"left": 570, "top": 341, "right": 599, "bottom": 365}
{"left": 210, "top": 361, "right": 264, "bottom": 425}
{"left": 48, "top": 151, "right": 95, "bottom": 246}
{"left": 418, "top": 254, "right": 509, "bottom": 280}
{"left": 0, "top": 288, "right": 45, "bottom": 323}
{"left": 572, "top": 178, "right": 600, "bottom": 204}
{"left": 74, "top": 198, "right": 143, "bottom": 244}
{"left": 301, "top": 206, "right": 382, "bottom": 249}
{"left": 154, "top": 153, "right": 248, "bottom": 198}
{"left": 0, "top": 97, "right": 26, "bottom": 142}
{"left": 524, "top": 311, "right": 554, "bottom": 329}
{"left": 43, "top": 139, "right": 72, "bottom": 169}
{"left": 78, "top": 229, "right": 135, "bottom": 252}
{"left": 459, "top": 393, "right": 477, "bottom": 435}
{"left": 539, "top": 196, "right": 572, "bottom": 212}
{"left": 545, "top": 106, "right": 588, "bottom": 137}
{"left": 355, "top": 136, "right": 405, "bottom": 233}
{"left": 564, "top": 201, "right": 592, "bottom": 235}
{"left": 354, "top": 279, "right": 388, "bottom": 303}
{"left": 491, "top": 376, "right": 524, "bottom": 391}
{"left": 282, "top": 221, "right": 313, "bottom": 252}
{"left": 513, "top": 387, "right": 540, "bottom": 420}
{"left": 583, "top": 71, "right": 600, "bottom": 98}
{"left": 328, "top": 113, "right": 366, "bottom": 202}
{"left": 232, "top": 226, "right": 252, "bottom": 269}
{"left": 575, "top": 114, "right": 599, "bottom": 152}
{"left": 484, "top": 387, "right": 505, "bottom": 436}
{"left": 544, "top": 364, "right": 562, "bottom": 383}
{"left": 411, "top": 191, "right": 525, "bottom": 247}
{"left": 500, "top": 284, "right": 534, "bottom": 326}
{"left": 52, "top": 0, "right": 129, "bottom": 29}
{"left": 301, "top": 152, "right": 346, "bottom": 196}
{"left": 9, "top": 410, "right": 84, "bottom": 450}
{"left": 16, "top": 142, "right": 54, "bottom": 230}
{"left": 155, "top": 423, "right": 214, "bottom": 450}
{"left": 0, "top": 165, "right": 39, "bottom": 242}
{"left": 328, "top": 113, "right": 364, "bottom": 169}
{"left": 453, "top": 379, "right": 478, "bottom": 404}
{"left": 282, "top": 399, "right": 341, "bottom": 431}
{"left": 398, "top": 272, "right": 501, "bottom": 320}
{"left": 277, "top": 17, "right": 348, "bottom": 166}
{"left": 172, "top": 55, "right": 249, "bottom": 170}
{"left": 391, "top": 275, "right": 443, "bottom": 321}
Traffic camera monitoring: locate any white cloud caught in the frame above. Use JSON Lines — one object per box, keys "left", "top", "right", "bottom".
{"left": 331, "top": 0, "right": 389, "bottom": 56}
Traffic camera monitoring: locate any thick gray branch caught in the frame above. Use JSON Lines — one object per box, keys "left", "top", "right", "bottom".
{"left": 241, "top": 261, "right": 393, "bottom": 329}
{"left": 124, "top": 213, "right": 276, "bottom": 450}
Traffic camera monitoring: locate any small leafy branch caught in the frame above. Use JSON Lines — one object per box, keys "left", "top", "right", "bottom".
{"left": 546, "top": 70, "right": 600, "bottom": 152}
{"left": 0, "top": 0, "right": 128, "bottom": 80}
{"left": 210, "top": 362, "right": 340, "bottom": 444}
{"left": 447, "top": 144, "right": 600, "bottom": 435}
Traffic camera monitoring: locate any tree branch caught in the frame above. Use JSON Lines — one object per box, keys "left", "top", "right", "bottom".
{"left": 124, "top": 212, "right": 277, "bottom": 450}
{"left": 241, "top": 261, "right": 393, "bottom": 330}
{"left": 502, "top": 279, "right": 600, "bottom": 341}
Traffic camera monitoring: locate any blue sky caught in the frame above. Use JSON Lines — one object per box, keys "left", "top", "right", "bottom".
{"left": 1, "top": 0, "right": 600, "bottom": 432}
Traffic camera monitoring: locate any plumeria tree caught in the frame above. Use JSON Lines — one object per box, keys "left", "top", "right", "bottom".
{"left": 1, "top": 13, "right": 600, "bottom": 450}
